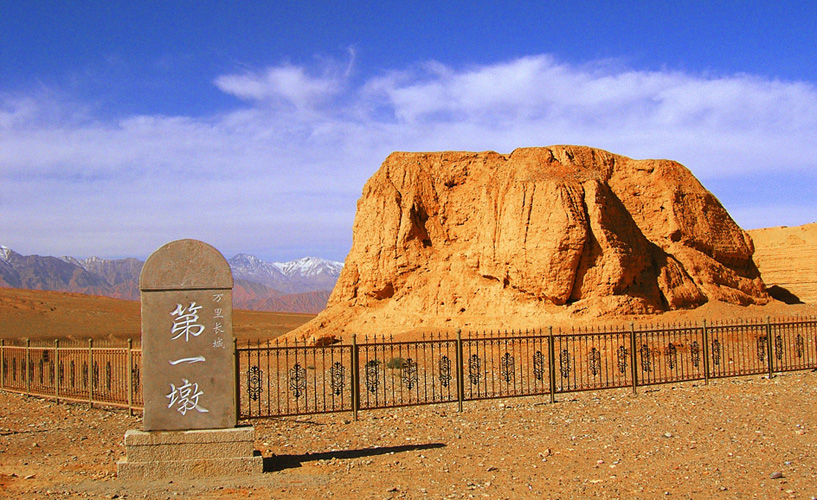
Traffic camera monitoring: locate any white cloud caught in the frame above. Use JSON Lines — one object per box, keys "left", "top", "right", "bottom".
{"left": 361, "top": 57, "right": 817, "bottom": 174}
{"left": 213, "top": 63, "right": 344, "bottom": 111}
{"left": 1, "top": 55, "right": 816, "bottom": 260}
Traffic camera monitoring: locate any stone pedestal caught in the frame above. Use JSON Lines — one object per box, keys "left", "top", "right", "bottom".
{"left": 117, "top": 426, "right": 263, "bottom": 480}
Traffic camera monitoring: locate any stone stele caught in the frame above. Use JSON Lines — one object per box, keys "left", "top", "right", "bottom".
{"left": 140, "top": 238, "right": 236, "bottom": 431}
{"left": 118, "top": 239, "right": 262, "bottom": 479}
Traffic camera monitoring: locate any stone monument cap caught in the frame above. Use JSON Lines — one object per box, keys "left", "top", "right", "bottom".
{"left": 140, "top": 239, "right": 233, "bottom": 291}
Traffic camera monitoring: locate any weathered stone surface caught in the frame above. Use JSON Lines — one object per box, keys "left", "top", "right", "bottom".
{"left": 122, "top": 427, "right": 256, "bottom": 462}
{"left": 140, "top": 239, "right": 236, "bottom": 431}
{"left": 750, "top": 223, "right": 817, "bottom": 305}
{"left": 140, "top": 239, "right": 233, "bottom": 291}
{"left": 117, "top": 456, "right": 263, "bottom": 481}
{"left": 117, "top": 427, "right": 262, "bottom": 480}
{"left": 296, "top": 146, "right": 768, "bottom": 338}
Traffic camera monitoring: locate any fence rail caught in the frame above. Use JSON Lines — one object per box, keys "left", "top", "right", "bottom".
{"left": 2, "top": 316, "right": 816, "bottom": 419}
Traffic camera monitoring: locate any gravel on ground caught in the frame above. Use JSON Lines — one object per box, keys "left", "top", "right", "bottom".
{"left": 2, "top": 370, "right": 817, "bottom": 499}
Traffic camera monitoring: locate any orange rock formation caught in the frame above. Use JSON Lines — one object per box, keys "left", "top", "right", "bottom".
{"left": 299, "top": 146, "right": 768, "bottom": 338}
{"left": 750, "top": 223, "right": 817, "bottom": 305}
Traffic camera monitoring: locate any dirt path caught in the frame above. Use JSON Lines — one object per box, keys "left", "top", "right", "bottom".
{"left": 2, "top": 370, "right": 817, "bottom": 499}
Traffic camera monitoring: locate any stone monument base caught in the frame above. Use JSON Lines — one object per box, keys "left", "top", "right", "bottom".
{"left": 117, "top": 426, "right": 263, "bottom": 480}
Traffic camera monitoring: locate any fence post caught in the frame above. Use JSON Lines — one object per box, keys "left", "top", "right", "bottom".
{"left": 25, "top": 339, "right": 31, "bottom": 395}
{"left": 629, "top": 323, "right": 638, "bottom": 395}
{"left": 702, "top": 320, "right": 710, "bottom": 385}
{"left": 765, "top": 316, "right": 774, "bottom": 378}
{"left": 88, "top": 339, "right": 93, "bottom": 408}
{"left": 351, "top": 334, "right": 359, "bottom": 421}
{"left": 0, "top": 339, "right": 4, "bottom": 389}
{"left": 126, "top": 338, "right": 133, "bottom": 416}
{"left": 456, "top": 329, "right": 464, "bottom": 413}
{"left": 54, "top": 339, "right": 60, "bottom": 404}
{"left": 233, "top": 338, "right": 240, "bottom": 422}
{"left": 548, "top": 326, "right": 556, "bottom": 404}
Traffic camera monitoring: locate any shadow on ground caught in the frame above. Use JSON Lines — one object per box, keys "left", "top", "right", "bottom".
{"left": 767, "top": 285, "right": 804, "bottom": 305}
{"left": 264, "top": 443, "right": 446, "bottom": 472}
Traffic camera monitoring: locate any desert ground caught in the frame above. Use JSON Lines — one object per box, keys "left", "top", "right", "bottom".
{"left": 2, "top": 221, "right": 817, "bottom": 498}
{"left": 3, "top": 289, "right": 816, "bottom": 499}
{"left": 0, "top": 288, "right": 314, "bottom": 344}
{"left": 2, "top": 286, "right": 816, "bottom": 347}
{"left": 2, "top": 368, "right": 817, "bottom": 499}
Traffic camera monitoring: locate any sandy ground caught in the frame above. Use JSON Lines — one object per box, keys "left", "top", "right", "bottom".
{"left": 0, "top": 287, "right": 314, "bottom": 343}
{"left": 2, "top": 369, "right": 817, "bottom": 499}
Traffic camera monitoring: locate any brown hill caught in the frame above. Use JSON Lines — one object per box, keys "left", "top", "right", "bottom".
{"left": 63, "top": 256, "right": 143, "bottom": 286}
{"left": 295, "top": 146, "right": 770, "bottom": 340}
{"left": 749, "top": 223, "right": 817, "bottom": 305}
{"left": 233, "top": 279, "right": 331, "bottom": 314}
{"left": 0, "top": 251, "right": 109, "bottom": 290}
{"left": 0, "top": 287, "right": 314, "bottom": 343}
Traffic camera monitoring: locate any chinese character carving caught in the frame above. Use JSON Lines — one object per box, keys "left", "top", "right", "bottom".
{"left": 170, "top": 302, "right": 205, "bottom": 342}
{"left": 168, "top": 356, "right": 206, "bottom": 365}
{"left": 166, "top": 378, "right": 210, "bottom": 415}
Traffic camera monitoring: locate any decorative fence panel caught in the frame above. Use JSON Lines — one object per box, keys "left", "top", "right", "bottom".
{"left": 635, "top": 325, "right": 706, "bottom": 386}
{"left": 461, "top": 332, "right": 550, "bottom": 401}
{"left": 356, "top": 336, "right": 459, "bottom": 410}
{"left": 237, "top": 340, "right": 354, "bottom": 418}
{"left": 2, "top": 344, "right": 27, "bottom": 392}
{"left": 707, "top": 320, "right": 770, "bottom": 379}
{"left": 770, "top": 319, "right": 817, "bottom": 373}
{"left": 553, "top": 328, "right": 632, "bottom": 393}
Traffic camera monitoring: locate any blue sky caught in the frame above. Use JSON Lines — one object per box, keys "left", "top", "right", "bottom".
{"left": 2, "top": 1, "right": 816, "bottom": 262}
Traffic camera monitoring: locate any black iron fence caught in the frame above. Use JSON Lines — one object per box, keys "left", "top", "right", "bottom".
{"left": 3, "top": 316, "right": 816, "bottom": 419}
{"left": 236, "top": 316, "right": 817, "bottom": 419}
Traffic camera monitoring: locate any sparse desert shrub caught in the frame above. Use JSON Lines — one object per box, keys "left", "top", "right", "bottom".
{"left": 386, "top": 356, "right": 405, "bottom": 369}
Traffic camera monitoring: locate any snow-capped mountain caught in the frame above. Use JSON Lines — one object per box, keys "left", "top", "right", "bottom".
{"left": 228, "top": 253, "right": 287, "bottom": 281}
{"left": 228, "top": 254, "right": 343, "bottom": 294}
{"left": 0, "top": 246, "right": 17, "bottom": 284}
{"left": 276, "top": 256, "right": 344, "bottom": 278}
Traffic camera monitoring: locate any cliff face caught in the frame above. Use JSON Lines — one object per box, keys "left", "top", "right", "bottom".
{"left": 302, "top": 146, "right": 768, "bottom": 338}
{"left": 749, "top": 223, "right": 817, "bottom": 305}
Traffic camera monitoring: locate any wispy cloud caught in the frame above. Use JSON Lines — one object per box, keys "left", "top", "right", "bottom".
{"left": 362, "top": 57, "right": 817, "bottom": 172}
{"left": 214, "top": 63, "right": 343, "bottom": 110}
{"left": 2, "top": 55, "right": 815, "bottom": 259}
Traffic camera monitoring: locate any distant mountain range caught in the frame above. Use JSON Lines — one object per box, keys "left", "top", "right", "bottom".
{"left": 0, "top": 245, "right": 342, "bottom": 314}
{"left": 228, "top": 253, "right": 343, "bottom": 294}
